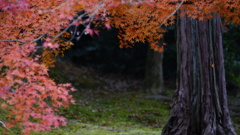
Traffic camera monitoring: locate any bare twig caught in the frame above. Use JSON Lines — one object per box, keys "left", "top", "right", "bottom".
{"left": 0, "top": 121, "right": 10, "bottom": 131}
{"left": 51, "top": 3, "right": 105, "bottom": 42}
{"left": 42, "top": 0, "right": 70, "bottom": 13}
{"left": 74, "top": 6, "right": 102, "bottom": 40}
{"left": 0, "top": 40, "right": 25, "bottom": 43}
{"left": 69, "top": 25, "right": 78, "bottom": 41}
{"left": 30, "top": 34, "right": 46, "bottom": 43}
{"left": 0, "top": 34, "right": 46, "bottom": 44}
{"left": 51, "top": 10, "right": 88, "bottom": 42}
{"left": 160, "top": 0, "right": 184, "bottom": 27}
{"left": 75, "top": 14, "right": 95, "bottom": 41}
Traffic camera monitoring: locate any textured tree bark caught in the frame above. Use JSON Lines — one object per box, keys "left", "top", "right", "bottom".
{"left": 162, "top": 12, "right": 236, "bottom": 135}
{"left": 145, "top": 39, "right": 164, "bottom": 94}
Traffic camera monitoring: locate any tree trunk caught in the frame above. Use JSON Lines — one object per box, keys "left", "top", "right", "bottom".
{"left": 145, "top": 39, "right": 164, "bottom": 94}
{"left": 162, "top": 12, "right": 236, "bottom": 135}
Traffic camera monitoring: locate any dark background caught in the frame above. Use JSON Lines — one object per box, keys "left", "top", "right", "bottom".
{"left": 62, "top": 23, "right": 240, "bottom": 92}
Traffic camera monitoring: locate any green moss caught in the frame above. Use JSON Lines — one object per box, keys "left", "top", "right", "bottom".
{"left": 58, "top": 92, "right": 169, "bottom": 125}
{"left": 36, "top": 92, "right": 169, "bottom": 135}
{"left": 1, "top": 64, "right": 170, "bottom": 134}
{"left": 32, "top": 122, "right": 162, "bottom": 135}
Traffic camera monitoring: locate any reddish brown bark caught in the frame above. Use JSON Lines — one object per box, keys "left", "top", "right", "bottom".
{"left": 162, "top": 12, "right": 236, "bottom": 135}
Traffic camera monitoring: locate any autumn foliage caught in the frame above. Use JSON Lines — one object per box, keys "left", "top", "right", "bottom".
{"left": 0, "top": 0, "right": 239, "bottom": 134}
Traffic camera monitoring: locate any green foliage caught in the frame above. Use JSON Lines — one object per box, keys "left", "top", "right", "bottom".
{"left": 0, "top": 102, "right": 21, "bottom": 135}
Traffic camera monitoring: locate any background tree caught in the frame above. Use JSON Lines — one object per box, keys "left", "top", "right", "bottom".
{"left": 145, "top": 39, "right": 165, "bottom": 94}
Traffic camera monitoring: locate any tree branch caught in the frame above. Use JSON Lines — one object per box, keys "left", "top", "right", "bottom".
{"left": 0, "top": 34, "right": 46, "bottom": 44}
{"left": 160, "top": 0, "right": 184, "bottom": 27}
{"left": 0, "top": 121, "right": 10, "bottom": 131}
{"left": 0, "top": 40, "right": 25, "bottom": 43}
{"left": 51, "top": 3, "right": 105, "bottom": 42}
{"left": 42, "top": 0, "right": 70, "bottom": 13}
{"left": 30, "top": 34, "right": 46, "bottom": 43}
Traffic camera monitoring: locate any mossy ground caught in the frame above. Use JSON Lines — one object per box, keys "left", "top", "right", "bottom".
{"left": 0, "top": 62, "right": 171, "bottom": 135}
{"left": 32, "top": 91, "right": 170, "bottom": 135}
{"left": 0, "top": 91, "right": 170, "bottom": 135}
{"left": 0, "top": 61, "right": 239, "bottom": 134}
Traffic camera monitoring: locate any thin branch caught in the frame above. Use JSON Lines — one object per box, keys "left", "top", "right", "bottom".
{"left": 75, "top": 14, "right": 96, "bottom": 41}
{"left": 1, "top": 1, "right": 156, "bottom": 44}
{"left": 0, "top": 40, "right": 25, "bottom": 43}
{"left": 0, "top": 121, "right": 10, "bottom": 131}
{"left": 30, "top": 34, "right": 46, "bottom": 43}
{"left": 51, "top": 3, "right": 105, "bottom": 42}
{"left": 69, "top": 25, "right": 78, "bottom": 41}
{"left": 160, "top": 0, "right": 184, "bottom": 27}
{"left": 51, "top": 10, "right": 89, "bottom": 42}
{"left": 51, "top": 20, "right": 78, "bottom": 42}
{"left": 0, "top": 34, "right": 46, "bottom": 44}
{"left": 43, "top": 0, "right": 70, "bottom": 13}
{"left": 35, "top": 46, "right": 43, "bottom": 49}
{"left": 74, "top": 6, "right": 102, "bottom": 40}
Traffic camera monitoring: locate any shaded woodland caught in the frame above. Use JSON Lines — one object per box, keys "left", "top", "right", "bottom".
{"left": 0, "top": 1, "right": 240, "bottom": 134}
{"left": 48, "top": 16, "right": 240, "bottom": 134}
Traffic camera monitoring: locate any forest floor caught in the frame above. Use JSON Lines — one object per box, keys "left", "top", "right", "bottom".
{"left": 1, "top": 60, "right": 239, "bottom": 134}
{"left": 33, "top": 92, "right": 170, "bottom": 135}
{"left": 35, "top": 60, "right": 172, "bottom": 135}
{"left": 44, "top": 60, "right": 240, "bottom": 135}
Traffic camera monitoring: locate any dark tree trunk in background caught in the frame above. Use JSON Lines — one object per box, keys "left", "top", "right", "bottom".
{"left": 162, "top": 12, "right": 236, "bottom": 135}
{"left": 145, "top": 39, "right": 164, "bottom": 94}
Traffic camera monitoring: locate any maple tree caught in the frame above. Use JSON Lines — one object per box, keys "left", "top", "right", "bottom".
{"left": 0, "top": 0, "right": 240, "bottom": 134}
